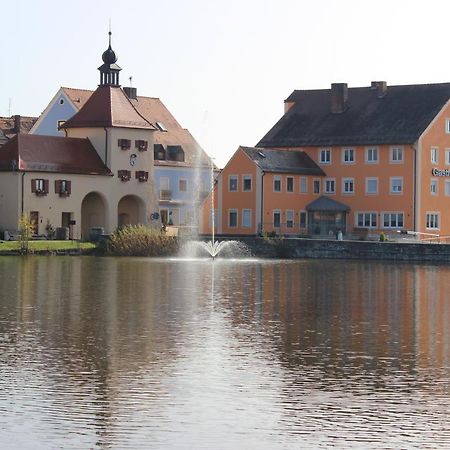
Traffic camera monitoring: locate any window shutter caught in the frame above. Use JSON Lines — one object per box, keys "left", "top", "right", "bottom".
{"left": 55, "top": 180, "right": 61, "bottom": 193}
{"left": 67, "top": 181, "right": 72, "bottom": 194}
{"left": 31, "top": 179, "right": 36, "bottom": 193}
{"left": 44, "top": 179, "right": 49, "bottom": 193}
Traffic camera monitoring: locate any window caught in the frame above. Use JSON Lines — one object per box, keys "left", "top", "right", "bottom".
{"left": 366, "top": 147, "right": 379, "bottom": 163}
{"left": 179, "top": 179, "right": 187, "bottom": 192}
{"left": 431, "top": 147, "right": 438, "bottom": 164}
{"left": 446, "top": 150, "right": 450, "bottom": 165}
{"left": 445, "top": 180, "right": 450, "bottom": 196}
{"left": 342, "top": 148, "right": 355, "bottom": 164}
{"left": 446, "top": 119, "right": 450, "bottom": 134}
{"left": 342, "top": 178, "right": 354, "bottom": 194}
{"left": 31, "top": 178, "right": 48, "bottom": 196}
{"left": 313, "top": 179, "right": 321, "bottom": 194}
{"left": 299, "top": 211, "right": 307, "bottom": 229}
{"left": 243, "top": 175, "right": 252, "bottom": 192}
{"left": 229, "top": 210, "right": 238, "bottom": 228}
{"left": 154, "top": 144, "right": 166, "bottom": 160}
{"left": 55, "top": 179, "right": 71, "bottom": 196}
{"left": 159, "top": 177, "right": 170, "bottom": 199}
{"left": 383, "top": 213, "right": 404, "bottom": 228}
{"left": 319, "top": 148, "right": 331, "bottom": 164}
{"left": 167, "top": 145, "right": 184, "bottom": 162}
{"left": 229, "top": 175, "right": 238, "bottom": 192}
{"left": 274, "top": 176, "right": 281, "bottom": 192}
{"left": 242, "top": 209, "right": 252, "bottom": 228}
{"left": 57, "top": 120, "right": 66, "bottom": 129}
{"left": 273, "top": 210, "right": 281, "bottom": 228}
{"left": 390, "top": 147, "right": 403, "bottom": 163}
{"left": 426, "top": 213, "right": 439, "bottom": 229}
{"left": 286, "top": 177, "right": 294, "bottom": 192}
{"left": 135, "top": 140, "right": 148, "bottom": 151}
{"left": 325, "top": 178, "right": 335, "bottom": 194}
{"left": 286, "top": 210, "right": 294, "bottom": 228}
{"left": 366, "top": 177, "right": 378, "bottom": 195}
{"left": 155, "top": 122, "right": 167, "bottom": 132}
{"left": 430, "top": 179, "right": 438, "bottom": 195}
{"left": 59, "top": 98, "right": 64, "bottom": 105}
{"left": 118, "top": 139, "right": 131, "bottom": 150}
{"left": 136, "top": 171, "right": 149, "bottom": 182}
{"left": 300, "top": 177, "right": 308, "bottom": 193}
{"left": 356, "top": 212, "right": 377, "bottom": 228}
{"left": 390, "top": 177, "right": 403, "bottom": 194}
{"left": 118, "top": 170, "right": 131, "bottom": 181}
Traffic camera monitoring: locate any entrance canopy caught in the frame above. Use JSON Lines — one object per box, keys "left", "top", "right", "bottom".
{"left": 306, "top": 196, "right": 350, "bottom": 212}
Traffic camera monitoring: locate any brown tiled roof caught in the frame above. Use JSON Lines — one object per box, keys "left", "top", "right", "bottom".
{"left": 0, "top": 134, "right": 111, "bottom": 175}
{"left": 61, "top": 85, "right": 155, "bottom": 130}
{"left": 62, "top": 87, "right": 212, "bottom": 167}
{"left": 0, "top": 115, "right": 38, "bottom": 140}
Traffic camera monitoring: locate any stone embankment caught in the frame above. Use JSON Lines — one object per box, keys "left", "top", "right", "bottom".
{"left": 238, "top": 237, "right": 450, "bottom": 263}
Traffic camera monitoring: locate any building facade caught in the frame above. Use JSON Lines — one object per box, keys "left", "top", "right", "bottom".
{"left": 201, "top": 82, "right": 450, "bottom": 239}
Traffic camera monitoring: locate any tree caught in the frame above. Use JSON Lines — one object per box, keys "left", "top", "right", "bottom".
{"left": 18, "top": 214, "right": 34, "bottom": 254}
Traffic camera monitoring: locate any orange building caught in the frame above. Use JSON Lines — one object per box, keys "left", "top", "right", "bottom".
{"left": 201, "top": 81, "right": 450, "bottom": 239}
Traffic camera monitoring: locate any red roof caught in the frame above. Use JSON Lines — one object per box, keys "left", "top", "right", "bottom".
{"left": 0, "top": 134, "right": 111, "bottom": 175}
{"left": 61, "top": 85, "right": 155, "bottom": 130}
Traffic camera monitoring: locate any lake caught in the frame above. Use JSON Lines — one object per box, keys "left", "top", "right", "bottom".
{"left": 0, "top": 256, "right": 449, "bottom": 449}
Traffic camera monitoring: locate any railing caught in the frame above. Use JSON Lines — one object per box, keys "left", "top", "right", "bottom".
{"left": 159, "top": 189, "right": 172, "bottom": 200}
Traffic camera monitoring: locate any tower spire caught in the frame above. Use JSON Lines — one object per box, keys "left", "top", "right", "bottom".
{"left": 98, "top": 30, "right": 121, "bottom": 87}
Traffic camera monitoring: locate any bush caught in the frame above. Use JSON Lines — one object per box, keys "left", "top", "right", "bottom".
{"left": 107, "top": 225, "right": 179, "bottom": 256}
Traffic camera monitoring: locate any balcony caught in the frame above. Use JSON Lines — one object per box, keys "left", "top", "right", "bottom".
{"left": 159, "top": 189, "right": 172, "bottom": 200}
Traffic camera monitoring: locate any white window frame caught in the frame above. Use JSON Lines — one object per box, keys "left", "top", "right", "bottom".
{"left": 286, "top": 210, "right": 294, "bottom": 229}
{"left": 342, "top": 177, "right": 354, "bottom": 194}
{"left": 382, "top": 212, "right": 404, "bottom": 229}
{"left": 228, "top": 209, "right": 238, "bottom": 227}
{"left": 445, "top": 149, "right": 450, "bottom": 166}
{"left": 390, "top": 177, "right": 403, "bottom": 194}
{"left": 446, "top": 119, "right": 450, "bottom": 134}
{"left": 228, "top": 175, "right": 238, "bottom": 192}
{"left": 273, "top": 210, "right": 281, "bottom": 228}
{"left": 342, "top": 148, "right": 355, "bottom": 164}
{"left": 299, "top": 210, "right": 307, "bottom": 229}
{"left": 319, "top": 148, "right": 331, "bottom": 164}
{"left": 242, "top": 175, "right": 252, "bottom": 192}
{"left": 431, "top": 147, "right": 439, "bottom": 165}
{"left": 430, "top": 178, "right": 438, "bottom": 196}
{"left": 365, "top": 177, "right": 378, "bottom": 195}
{"left": 299, "top": 176, "right": 308, "bottom": 194}
{"left": 426, "top": 212, "right": 439, "bottom": 230}
{"left": 324, "top": 178, "right": 336, "bottom": 194}
{"left": 355, "top": 212, "right": 377, "bottom": 228}
{"left": 390, "top": 146, "right": 404, "bottom": 163}
{"left": 273, "top": 176, "right": 281, "bottom": 192}
{"left": 242, "top": 209, "right": 252, "bottom": 228}
{"left": 445, "top": 180, "right": 450, "bottom": 196}
{"left": 366, "top": 147, "right": 379, "bottom": 164}
{"left": 179, "top": 178, "right": 188, "bottom": 192}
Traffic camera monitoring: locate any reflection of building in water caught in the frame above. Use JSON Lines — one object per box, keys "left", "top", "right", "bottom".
{"left": 217, "top": 261, "right": 450, "bottom": 374}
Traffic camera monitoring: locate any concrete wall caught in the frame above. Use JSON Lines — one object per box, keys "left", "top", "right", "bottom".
{"left": 238, "top": 237, "right": 450, "bottom": 263}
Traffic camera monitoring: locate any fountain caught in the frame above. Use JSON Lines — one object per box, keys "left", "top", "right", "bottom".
{"left": 179, "top": 158, "right": 251, "bottom": 259}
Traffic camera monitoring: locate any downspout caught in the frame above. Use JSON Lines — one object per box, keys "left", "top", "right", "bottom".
{"left": 21, "top": 172, "right": 25, "bottom": 215}
{"left": 260, "top": 171, "right": 265, "bottom": 234}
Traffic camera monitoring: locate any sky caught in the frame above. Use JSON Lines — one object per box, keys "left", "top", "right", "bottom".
{"left": 1, "top": 0, "right": 449, "bottom": 168}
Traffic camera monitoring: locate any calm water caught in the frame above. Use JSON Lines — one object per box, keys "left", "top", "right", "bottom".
{"left": 0, "top": 256, "right": 449, "bottom": 449}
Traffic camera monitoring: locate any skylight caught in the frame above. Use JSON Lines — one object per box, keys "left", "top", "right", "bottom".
{"left": 155, "top": 122, "right": 167, "bottom": 132}
{"left": 257, "top": 151, "right": 266, "bottom": 158}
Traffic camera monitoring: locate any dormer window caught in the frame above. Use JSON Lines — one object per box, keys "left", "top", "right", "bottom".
{"left": 135, "top": 140, "right": 148, "bottom": 151}
{"left": 32, "top": 178, "right": 49, "bottom": 196}
{"left": 118, "top": 170, "right": 131, "bottom": 181}
{"left": 135, "top": 171, "right": 149, "bottom": 182}
{"left": 118, "top": 139, "right": 131, "bottom": 150}
{"left": 167, "top": 145, "right": 185, "bottom": 162}
{"left": 154, "top": 144, "right": 166, "bottom": 160}
{"left": 55, "top": 180, "right": 71, "bottom": 197}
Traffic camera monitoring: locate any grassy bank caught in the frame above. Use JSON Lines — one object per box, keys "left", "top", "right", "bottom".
{"left": 0, "top": 240, "right": 96, "bottom": 254}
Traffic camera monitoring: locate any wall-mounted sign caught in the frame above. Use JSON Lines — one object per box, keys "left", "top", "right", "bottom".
{"left": 432, "top": 168, "right": 450, "bottom": 177}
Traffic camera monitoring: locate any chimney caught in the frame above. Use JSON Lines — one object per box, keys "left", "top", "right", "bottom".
{"left": 330, "top": 83, "right": 348, "bottom": 114}
{"left": 371, "top": 81, "right": 387, "bottom": 98}
{"left": 123, "top": 87, "right": 137, "bottom": 100}
{"left": 13, "top": 115, "right": 21, "bottom": 133}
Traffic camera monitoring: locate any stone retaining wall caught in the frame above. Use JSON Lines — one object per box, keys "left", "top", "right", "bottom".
{"left": 237, "top": 237, "right": 450, "bottom": 263}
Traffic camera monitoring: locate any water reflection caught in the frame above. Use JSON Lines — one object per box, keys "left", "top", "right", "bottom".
{"left": 0, "top": 256, "right": 449, "bottom": 449}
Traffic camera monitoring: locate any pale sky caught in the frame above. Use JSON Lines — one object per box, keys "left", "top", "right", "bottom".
{"left": 1, "top": 0, "right": 449, "bottom": 168}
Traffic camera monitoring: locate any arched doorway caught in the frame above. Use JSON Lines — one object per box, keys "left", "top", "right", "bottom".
{"left": 81, "top": 192, "right": 107, "bottom": 239}
{"left": 118, "top": 195, "right": 145, "bottom": 227}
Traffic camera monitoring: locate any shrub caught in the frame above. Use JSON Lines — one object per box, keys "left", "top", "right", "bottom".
{"left": 18, "top": 214, "right": 34, "bottom": 253}
{"left": 108, "top": 225, "right": 179, "bottom": 256}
